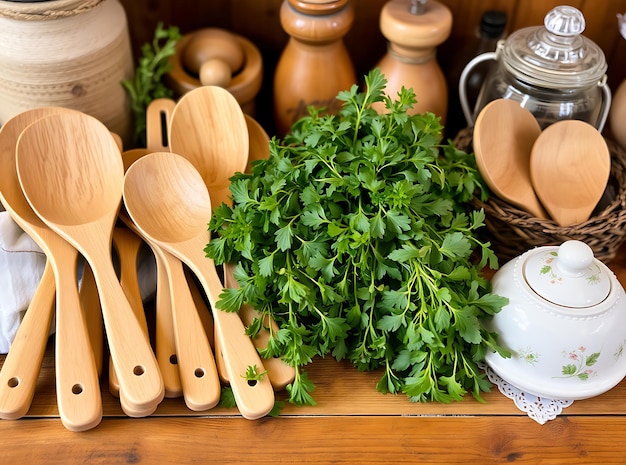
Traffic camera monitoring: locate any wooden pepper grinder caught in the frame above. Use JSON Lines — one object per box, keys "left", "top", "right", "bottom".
{"left": 373, "top": 0, "right": 452, "bottom": 121}
{"left": 610, "top": 13, "right": 626, "bottom": 152}
{"left": 273, "top": 0, "right": 357, "bottom": 136}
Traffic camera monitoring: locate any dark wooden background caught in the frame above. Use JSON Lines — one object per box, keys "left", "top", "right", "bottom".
{"left": 118, "top": 0, "right": 626, "bottom": 136}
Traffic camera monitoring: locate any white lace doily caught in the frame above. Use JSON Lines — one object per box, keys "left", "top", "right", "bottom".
{"left": 479, "top": 363, "right": 574, "bottom": 424}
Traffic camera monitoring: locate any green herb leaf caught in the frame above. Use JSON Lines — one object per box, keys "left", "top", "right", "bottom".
{"left": 121, "top": 23, "right": 180, "bottom": 146}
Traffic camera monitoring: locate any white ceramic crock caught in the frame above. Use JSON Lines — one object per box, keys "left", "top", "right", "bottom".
{"left": 484, "top": 240, "right": 626, "bottom": 400}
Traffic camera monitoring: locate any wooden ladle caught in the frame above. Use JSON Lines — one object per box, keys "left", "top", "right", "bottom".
{"left": 169, "top": 85, "right": 249, "bottom": 209}
{"left": 122, "top": 152, "right": 275, "bottom": 420}
{"left": 530, "top": 120, "right": 611, "bottom": 227}
{"left": 15, "top": 111, "right": 164, "bottom": 415}
{"left": 473, "top": 99, "right": 548, "bottom": 219}
{"left": 0, "top": 107, "right": 102, "bottom": 431}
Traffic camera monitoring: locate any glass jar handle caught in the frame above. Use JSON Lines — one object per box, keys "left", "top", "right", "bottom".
{"left": 458, "top": 51, "right": 497, "bottom": 127}
{"left": 596, "top": 77, "right": 612, "bottom": 133}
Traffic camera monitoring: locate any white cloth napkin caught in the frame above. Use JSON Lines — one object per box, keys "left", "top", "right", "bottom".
{"left": 0, "top": 211, "right": 157, "bottom": 354}
{"left": 0, "top": 211, "right": 47, "bottom": 353}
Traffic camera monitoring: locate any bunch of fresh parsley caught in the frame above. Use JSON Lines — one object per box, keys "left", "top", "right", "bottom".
{"left": 206, "top": 69, "right": 509, "bottom": 406}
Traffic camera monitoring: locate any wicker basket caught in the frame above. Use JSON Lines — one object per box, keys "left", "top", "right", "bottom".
{"left": 454, "top": 127, "right": 626, "bottom": 264}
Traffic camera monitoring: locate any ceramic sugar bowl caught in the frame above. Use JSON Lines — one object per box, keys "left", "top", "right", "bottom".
{"left": 484, "top": 240, "right": 626, "bottom": 400}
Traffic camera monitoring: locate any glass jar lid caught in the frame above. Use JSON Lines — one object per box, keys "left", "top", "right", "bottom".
{"left": 500, "top": 5, "right": 607, "bottom": 89}
{"left": 523, "top": 241, "right": 610, "bottom": 308}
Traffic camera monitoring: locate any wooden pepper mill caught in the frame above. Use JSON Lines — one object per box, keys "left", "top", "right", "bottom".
{"left": 166, "top": 28, "right": 263, "bottom": 115}
{"left": 610, "top": 13, "right": 626, "bottom": 152}
{"left": 273, "top": 0, "right": 357, "bottom": 136}
{"left": 373, "top": 0, "right": 452, "bottom": 121}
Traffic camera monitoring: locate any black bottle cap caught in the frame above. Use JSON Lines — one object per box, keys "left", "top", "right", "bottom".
{"left": 480, "top": 10, "right": 507, "bottom": 38}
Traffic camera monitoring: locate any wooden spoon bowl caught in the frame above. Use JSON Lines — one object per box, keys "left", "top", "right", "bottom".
{"left": 169, "top": 85, "right": 249, "bottom": 209}
{"left": 473, "top": 99, "right": 548, "bottom": 219}
{"left": 530, "top": 120, "right": 611, "bottom": 227}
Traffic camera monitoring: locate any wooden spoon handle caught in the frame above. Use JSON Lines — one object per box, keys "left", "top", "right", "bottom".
{"left": 186, "top": 249, "right": 275, "bottom": 420}
{"left": 153, "top": 251, "right": 183, "bottom": 398}
{"left": 223, "top": 263, "right": 295, "bottom": 390}
{"left": 118, "top": 211, "right": 182, "bottom": 398}
{"left": 79, "top": 263, "right": 103, "bottom": 377}
{"left": 157, "top": 246, "right": 221, "bottom": 411}
{"left": 52, "top": 242, "right": 102, "bottom": 432}
{"left": 186, "top": 268, "right": 225, "bottom": 383}
{"left": 0, "top": 261, "right": 55, "bottom": 420}
{"left": 112, "top": 227, "right": 149, "bottom": 334}
{"left": 109, "top": 226, "right": 152, "bottom": 399}
{"left": 88, "top": 244, "right": 164, "bottom": 412}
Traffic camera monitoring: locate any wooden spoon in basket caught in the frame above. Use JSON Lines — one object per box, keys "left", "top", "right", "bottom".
{"left": 473, "top": 99, "right": 548, "bottom": 219}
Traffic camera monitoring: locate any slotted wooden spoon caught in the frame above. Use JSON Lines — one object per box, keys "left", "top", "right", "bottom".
{"left": 530, "top": 120, "right": 611, "bottom": 227}
{"left": 473, "top": 99, "right": 548, "bottom": 219}
{"left": 0, "top": 107, "right": 102, "bottom": 431}
{"left": 122, "top": 152, "right": 275, "bottom": 420}
{"left": 15, "top": 111, "right": 164, "bottom": 415}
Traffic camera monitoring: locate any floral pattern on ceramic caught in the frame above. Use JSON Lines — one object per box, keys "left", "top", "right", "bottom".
{"left": 517, "top": 347, "right": 540, "bottom": 365}
{"left": 614, "top": 340, "right": 626, "bottom": 360}
{"left": 557, "top": 347, "right": 599, "bottom": 381}
{"left": 537, "top": 251, "right": 602, "bottom": 287}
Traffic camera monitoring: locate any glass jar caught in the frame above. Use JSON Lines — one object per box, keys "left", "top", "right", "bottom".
{"left": 459, "top": 5, "right": 611, "bottom": 131}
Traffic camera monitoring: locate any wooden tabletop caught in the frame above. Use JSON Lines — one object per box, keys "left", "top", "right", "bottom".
{"left": 4, "top": 244, "right": 626, "bottom": 464}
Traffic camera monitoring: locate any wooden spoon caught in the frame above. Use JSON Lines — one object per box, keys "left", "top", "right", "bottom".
{"left": 0, "top": 107, "right": 102, "bottom": 431}
{"left": 169, "top": 85, "right": 249, "bottom": 209}
{"left": 530, "top": 120, "right": 611, "bottom": 227}
{"left": 473, "top": 99, "right": 548, "bottom": 219}
{"left": 123, "top": 102, "right": 186, "bottom": 399}
{"left": 122, "top": 152, "right": 275, "bottom": 420}
{"left": 121, "top": 148, "right": 221, "bottom": 410}
{"left": 15, "top": 111, "right": 164, "bottom": 414}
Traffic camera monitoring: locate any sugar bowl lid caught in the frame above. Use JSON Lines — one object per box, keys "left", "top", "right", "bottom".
{"left": 500, "top": 5, "right": 607, "bottom": 89}
{"left": 523, "top": 240, "right": 611, "bottom": 308}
